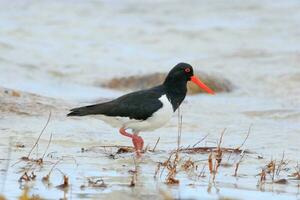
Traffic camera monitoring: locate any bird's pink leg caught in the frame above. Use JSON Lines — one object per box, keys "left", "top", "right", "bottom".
{"left": 119, "top": 127, "right": 133, "bottom": 138}
{"left": 119, "top": 128, "right": 144, "bottom": 157}
{"left": 132, "top": 132, "right": 144, "bottom": 156}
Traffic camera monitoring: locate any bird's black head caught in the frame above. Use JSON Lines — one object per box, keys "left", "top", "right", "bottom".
{"left": 162, "top": 63, "right": 193, "bottom": 111}
{"left": 163, "top": 62, "right": 215, "bottom": 111}
{"left": 163, "top": 62, "right": 215, "bottom": 95}
{"left": 164, "top": 62, "right": 194, "bottom": 85}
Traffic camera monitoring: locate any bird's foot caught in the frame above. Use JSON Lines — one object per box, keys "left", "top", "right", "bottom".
{"left": 119, "top": 128, "right": 144, "bottom": 157}
{"left": 132, "top": 135, "right": 144, "bottom": 157}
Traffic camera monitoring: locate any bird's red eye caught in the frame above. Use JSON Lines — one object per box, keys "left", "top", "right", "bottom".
{"left": 184, "top": 68, "right": 191, "bottom": 73}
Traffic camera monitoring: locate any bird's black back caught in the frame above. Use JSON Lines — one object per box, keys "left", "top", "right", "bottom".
{"left": 68, "top": 63, "right": 193, "bottom": 120}
{"left": 67, "top": 85, "right": 165, "bottom": 120}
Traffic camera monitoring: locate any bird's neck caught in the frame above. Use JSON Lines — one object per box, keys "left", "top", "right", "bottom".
{"left": 163, "top": 79, "right": 187, "bottom": 111}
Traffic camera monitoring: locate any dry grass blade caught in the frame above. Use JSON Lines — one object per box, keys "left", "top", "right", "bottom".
{"left": 27, "top": 111, "right": 52, "bottom": 158}
{"left": 192, "top": 133, "right": 209, "bottom": 147}
{"left": 289, "top": 163, "right": 300, "bottom": 180}
{"left": 269, "top": 160, "right": 276, "bottom": 181}
{"left": 166, "top": 177, "right": 179, "bottom": 185}
{"left": 234, "top": 151, "right": 245, "bottom": 177}
{"left": 160, "top": 108, "right": 183, "bottom": 182}
{"left": 181, "top": 158, "right": 195, "bottom": 171}
{"left": 180, "top": 146, "right": 249, "bottom": 154}
{"left": 165, "top": 153, "right": 180, "bottom": 185}
{"left": 208, "top": 152, "right": 213, "bottom": 174}
{"left": 86, "top": 145, "right": 135, "bottom": 155}
{"left": 56, "top": 175, "right": 69, "bottom": 190}
{"left": 42, "top": 155, "right": 77, "bottom": 186}
{"left": 215, "top": 129, "right": 225, "bottom": 169}
{"left": 217, "top": 128, "right": 226, "bottom": 148}
{"left": 260, "top": 169, "right": 266, "bottom": 183}
{"left": 236, "top": 124, "right": 252, "bottom": 150}
{"left": 275, "top": 151, "right": 288, "bottom": 177}
{"left": 116, "top": 147, "right": 134, "bottom": 154}
{"left": 177, "top": 107, "right": 182, "bottom": 151}
{"left": 209, "top": 128, "right": 226, "bottom": 179}
{"left": 154, "top": 162, "right": 161, "bottom": 179}
{"left": 41, "top": 133, "right": 53, "bottom": 159}
{"left": 42, "top": 158, "right": 62, "bottom": 184}
{"left": 159, "top": 152, "right": 175, "bottom": 179}
{"left": 198, "top": 164, "right": 206, "bottom": 178}
{"left": 18, "top": 171, "right": 36, "bottom": 183}
{"left": 151, "top": 137, "right": 160, "bottom": 152}
{"left": 164, "top": 109, "right": 183, "bottom": 185}
{"left": 129, "top": 157, "right": 138, "bottom": 187}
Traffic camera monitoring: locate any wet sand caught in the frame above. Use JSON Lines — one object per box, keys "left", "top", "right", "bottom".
{"left": 0, "top": 87, "right": 300, "bottom": 200}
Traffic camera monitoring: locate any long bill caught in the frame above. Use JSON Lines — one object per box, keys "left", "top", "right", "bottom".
{"left": 190, "top": 75, "right": 215, "bottom": 95}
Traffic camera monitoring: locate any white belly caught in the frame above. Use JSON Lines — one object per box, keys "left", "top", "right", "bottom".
{"left": 93, "top": 95, "right": 174, "bottom": 132}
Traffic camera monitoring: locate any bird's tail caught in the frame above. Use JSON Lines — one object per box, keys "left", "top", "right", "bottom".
{"left": 67, "top": 104, "right": 102, "bottom": 117}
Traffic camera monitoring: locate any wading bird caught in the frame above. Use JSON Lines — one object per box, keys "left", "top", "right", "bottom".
{"left": 67, "top": 63, "right": 214, "bottom": 156}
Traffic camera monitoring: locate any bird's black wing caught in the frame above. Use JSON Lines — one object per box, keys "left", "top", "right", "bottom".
{"left": 67, "top": 86, "right": 164, "bottom": 120}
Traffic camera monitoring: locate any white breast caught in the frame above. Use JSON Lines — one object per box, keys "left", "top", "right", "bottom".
{"left": 93, "top": 94, "right": 174, "bottom": 132}
{"left": 126, "top": 94, "right": 174, "bottom": 132}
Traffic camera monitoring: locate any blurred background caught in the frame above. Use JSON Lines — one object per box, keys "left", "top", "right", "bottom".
{"left": 0, "top": 0, "right": 299, "bottom": 102}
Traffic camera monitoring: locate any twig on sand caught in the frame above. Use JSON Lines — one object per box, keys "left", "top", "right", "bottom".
{"left": 165, "top": 106, "right": 182, "bottom": 185}
{"left": 208, "top": 152, "right": 213, "bottom": 174}
{"left": 289, "top": 162, "right": 300, "bottom": 180}
{"left": 216, "top": 129, "right": 226, "bottom": 167}
{"left": 208, "top": 129, "right": 226, "bottom": 181}
{"left": 87, "top": 145, "right": 133, "bottom": 150}
{"left": 151, "top": 137, "right": 160, "bottom": 152}
{"left": 192, "top": 133, "right": 209, "bottom": 147}
{"left": 27, "top": 111, "right": 52, "bottom": 158}
{"left": 217, "top": 128, "right": 226, "bottom": 149}
{"left": 42, "top": 156, "right": 78, "bottom": 185}
{"left": 154, "top": 162, "right": 161, "bottom": 179}
{"left": 158, "top": 106, "right": 182, "bottom": 184}
{"left": 275, "top": 151, "right": 288, "bottom": 177}
{"left": 18, "top": 171, "right": 36, "bottom": 183}
{"left": 236, "top": 124, "right": 252, "bottom": 150}
{"left": 179, "top": 146, "right": 250, "bottom": 154}
{"left": 165, "top": 152, "right": 180, "bottom": 185}
{"left": 177, "top": 107, "right": 182, "bottom": 151}
{"left": 198, "top": 164, "right": 206, "bottom": 178}
{"left": 130, "top": 157, "right": 138, "bottom": 187}
{"left": 42, "top": 158, "right": 63, "bottom": 183}
{"left": 11, "top": 112, "right": 52, "bottom": 168}
{"left": 259, "top": 169, "right": 267, "bottom": 185}
{"left": 159, "top": 152, "right": 175, "bottom": 179}
{"left": 180, "top": 128, "right": 250, "bottom": 154}
{"left": 56, "top": 175, "right": 69, "bottom": 191}
{"left": 42, "top": 133, "right": 53, "bottom": 160}
{"left": 234, "top": 150, "right": 245, "bottom": 176}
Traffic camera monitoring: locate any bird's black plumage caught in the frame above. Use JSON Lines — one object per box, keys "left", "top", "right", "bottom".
{"left": 67, "top": 62, "right": 194, "bottom": 120}
{"left": 68, "top": 86, "right": 164, "bottom": 120}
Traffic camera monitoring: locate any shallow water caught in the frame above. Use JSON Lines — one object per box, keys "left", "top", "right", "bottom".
{"left": 0, "top": 0, "right": 300, "bottom": 199}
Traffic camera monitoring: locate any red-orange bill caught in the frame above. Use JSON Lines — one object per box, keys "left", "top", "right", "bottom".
{"left": 190, "top": 75, "right": 215, "bottom": 95}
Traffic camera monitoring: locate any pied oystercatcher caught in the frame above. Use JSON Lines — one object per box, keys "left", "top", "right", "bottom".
{"left": 67, "top": 63, "right": 214, "bottom": 156}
